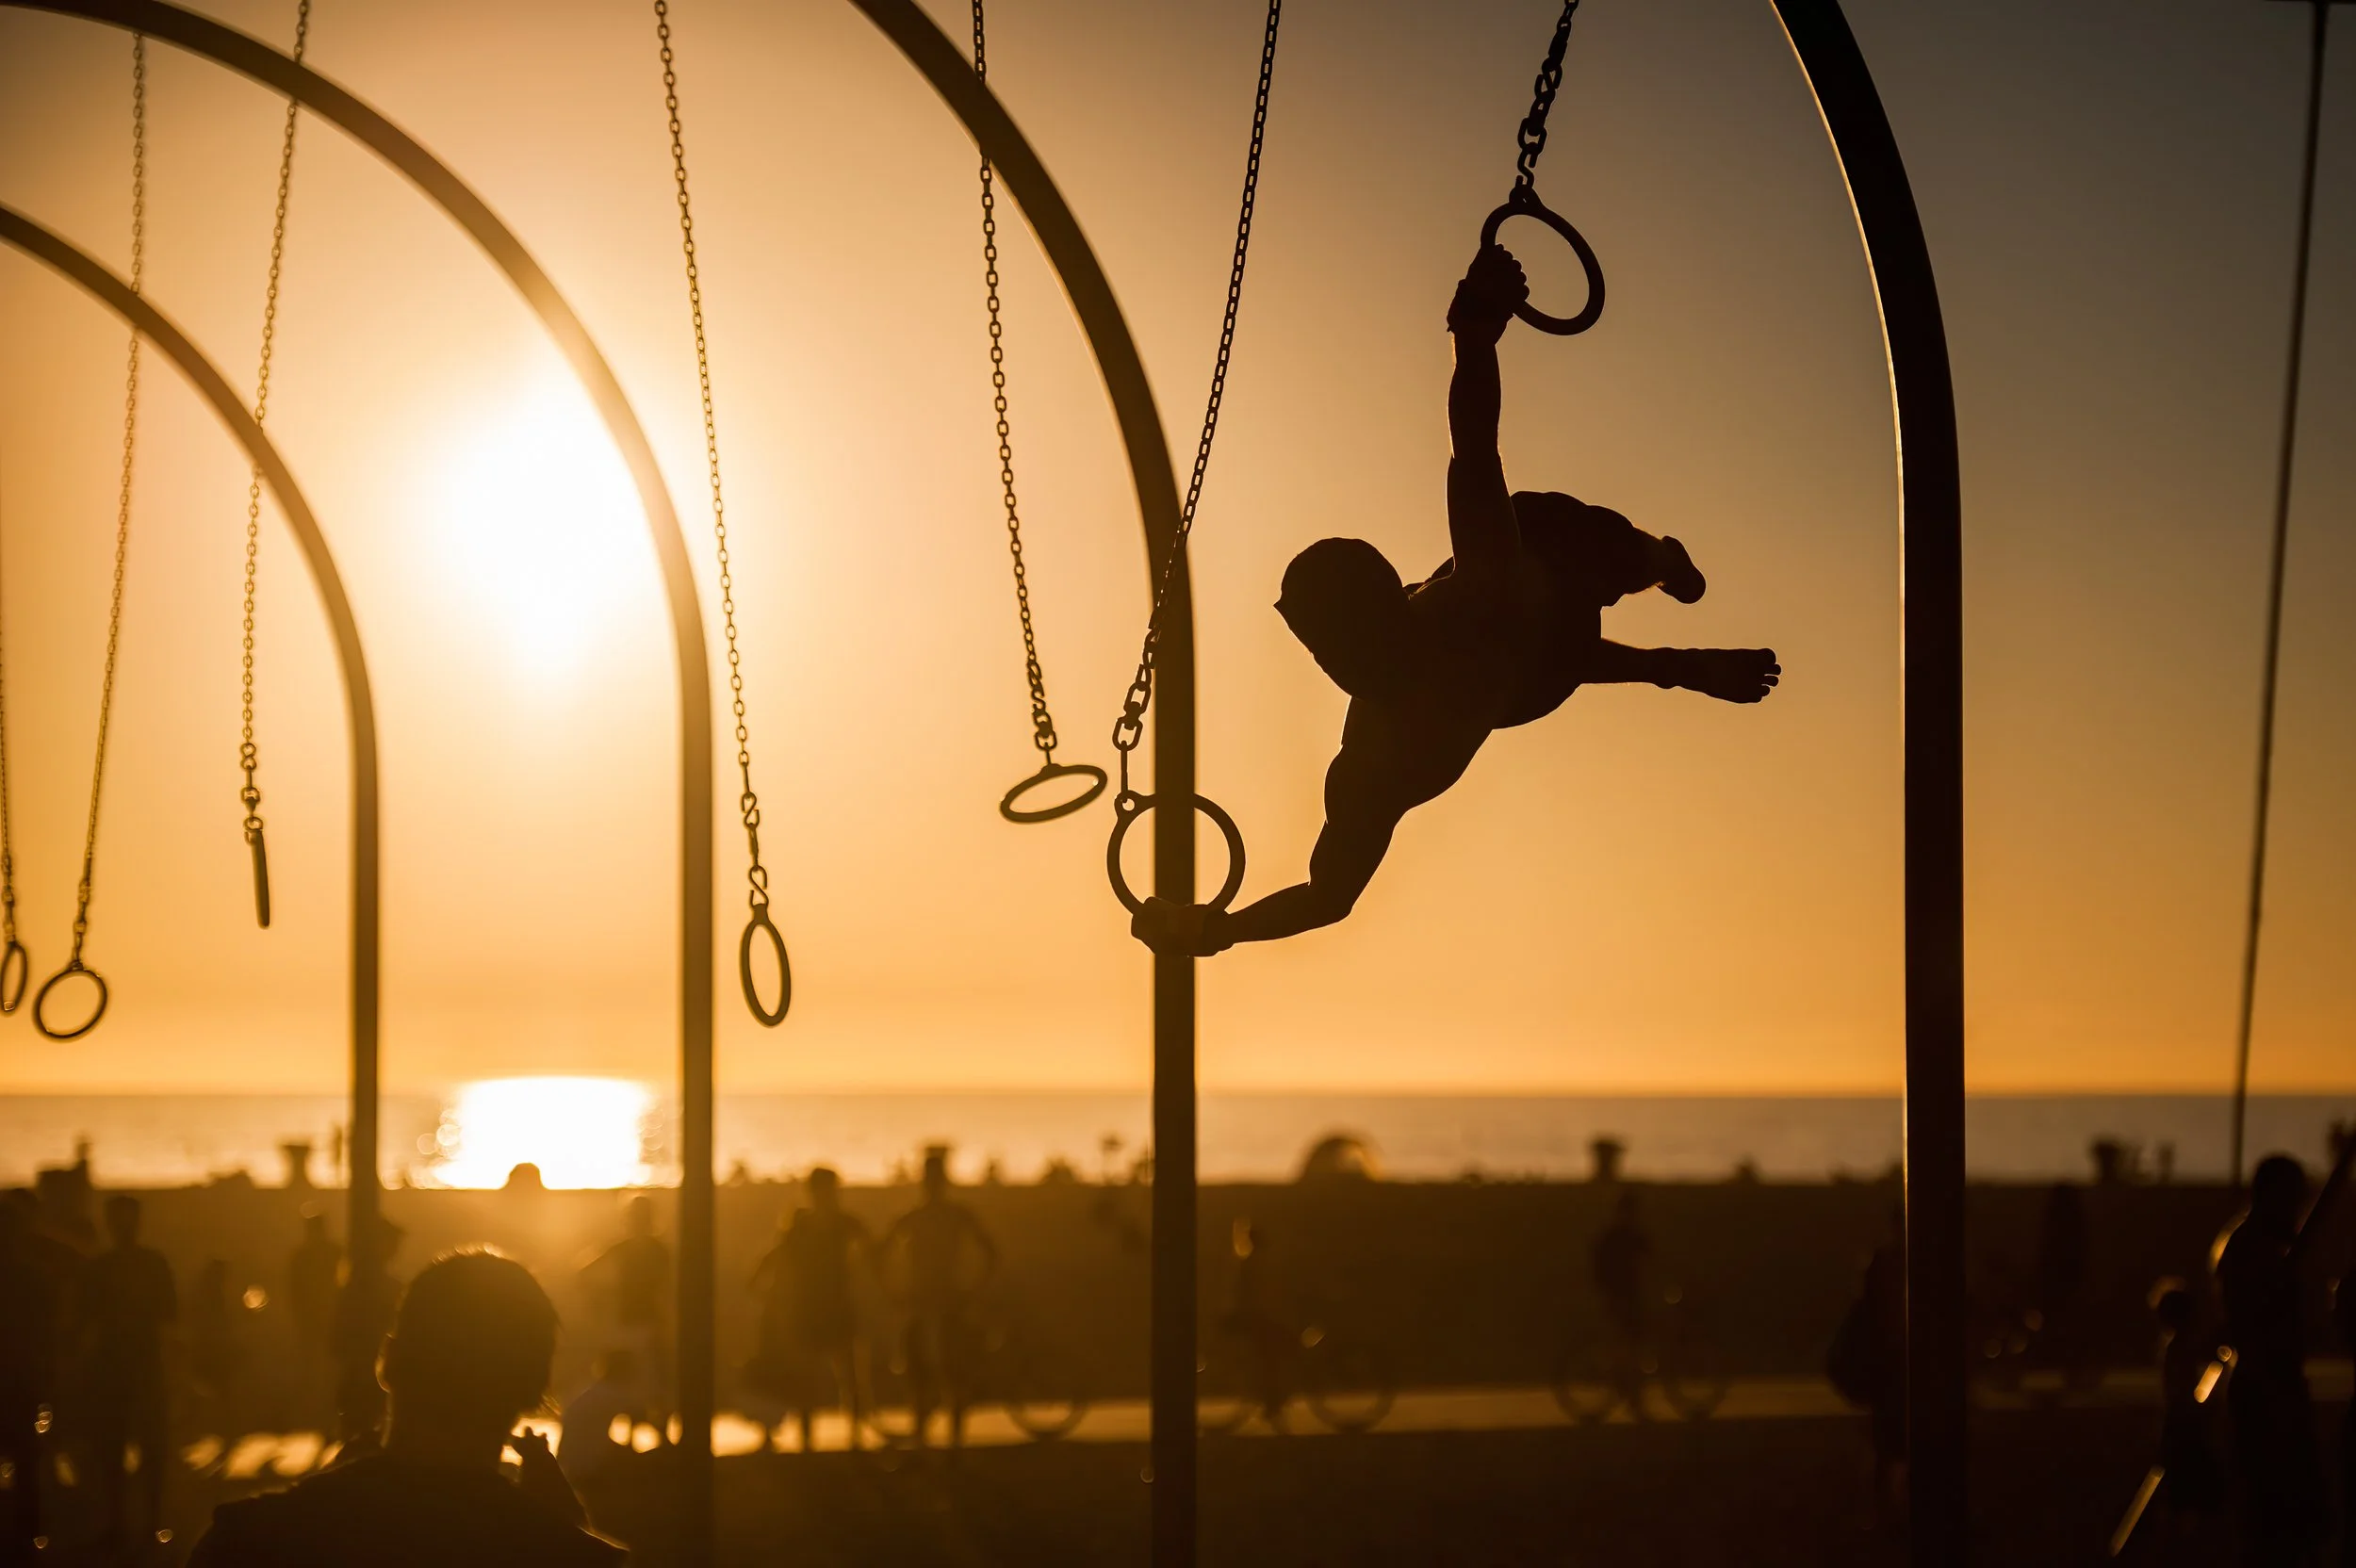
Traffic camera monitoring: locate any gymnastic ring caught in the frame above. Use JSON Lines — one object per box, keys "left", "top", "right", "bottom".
{"left": 1104, "top": 791, "right": 1247, "bottom": 918}
{"left": 999, "top": 760, "right": 1109, "bottom": 825}
{"left": 32, "top": 959, "right": 108, "bottom": 1042}
{"left": 740, "top": 906, "right": 791, "bottom": 1028}
{"left": 1480, "top": 188, "right": 1606, "bottom": 336}
{"left": 0, "top": 940, "right": 26, "bottom": 1015}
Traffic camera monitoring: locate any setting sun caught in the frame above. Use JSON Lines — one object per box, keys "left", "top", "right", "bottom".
{"left": 427, "top": 1075, "right": 657, "bottom": 1189}
{"left": 422, "top": 378, "right": 651, "bottom": 682}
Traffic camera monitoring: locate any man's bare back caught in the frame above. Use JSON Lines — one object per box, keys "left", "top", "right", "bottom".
{"left": 1134, "top": 245, "right": 1778, "bottom": 958}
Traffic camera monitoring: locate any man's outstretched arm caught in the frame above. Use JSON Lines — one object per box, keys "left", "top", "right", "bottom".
{"left": 1132, "top": 750, "right": 1400, "bottom": 956}
{"left": 1579, "top": 641, "right": 1782, "bottom": 704}
{"left": 1445, "top": 245, "right": 1527, "bottom": 577}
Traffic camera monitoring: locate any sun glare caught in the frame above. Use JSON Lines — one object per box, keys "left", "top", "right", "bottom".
{"left": 426, "top": 381, "right": 649, "bottom": 681}
{"left": 430, "top": 1076, "right": 657, "bottom": 1189}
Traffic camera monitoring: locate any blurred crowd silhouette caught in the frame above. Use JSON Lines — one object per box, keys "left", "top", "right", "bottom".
{"left": 7, "top": 1126, "right": 2356, "bottom": 1564}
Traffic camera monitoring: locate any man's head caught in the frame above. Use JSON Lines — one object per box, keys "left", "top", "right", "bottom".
{"left": 2250, "top": 1153, "right": 2308, "bottom": 1231}
{"left": 624, "top": 1194, "right": 656, "bottom": 1240}
{"left": 1278, "top": 538, "right": 1414, "bottom": 697}
{"left": 922, "top": 1146, "right": 951, "bottom": 1199}
{"left": 808, "top": 1166, "right": 842, "bottom": 1210}
{"left": 104, "top": 1192, "right": 140, "bottom": 1248}
{"left": 381, "top": 1250, "right": 558, "bottom": 1439}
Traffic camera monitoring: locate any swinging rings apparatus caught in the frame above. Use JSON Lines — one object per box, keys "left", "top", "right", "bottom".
{"left": 30, "top": 36, "right": 147, "bottom": 1043}
{"left": 1481, "top": 0, "right": 1606, "bottom": 337}
{"left": 1099, "top": 0, "right": 1277, "bottom": 919}
{"left": 972, "top": 0, "right": 1106, "bottom": 826}
{"left": 657, "top": 0, "right": 788, "bottom": 1027}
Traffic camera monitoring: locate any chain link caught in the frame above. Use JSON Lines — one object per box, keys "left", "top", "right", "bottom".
{"left": 972, "top": 0, "right": 1062, "bottom": 764}
{"left": 1110, "top": 0, "right": 1281, "bottom": 797}
{"left": 68, "top": 35, "right": 145, "bottom": 968}
{"left": 656, "top": 0, "right": 771, "bottom": 915}
{"left": 237, "top": 0, "right": 311, "bottom": 918}
{"left": 1512, "top": 0, "right": 1580, "bottom": 195}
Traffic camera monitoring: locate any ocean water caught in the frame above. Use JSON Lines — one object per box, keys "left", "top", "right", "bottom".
{"left": 2, "top": 1090, "right": 2349, "bottom": 1188}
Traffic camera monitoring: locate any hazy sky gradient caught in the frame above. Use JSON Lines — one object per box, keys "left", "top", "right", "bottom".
{"left": 0, "top": 0, "right": 2348, "bottom": 1096}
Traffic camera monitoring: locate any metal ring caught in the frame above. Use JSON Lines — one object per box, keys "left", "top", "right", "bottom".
{"left": 1000, "top": 760, "right": 1109, "bottom": 825}
{"left": 0, "top": 940, "right": 26, "bottom": 1015}
{"left": 32, "top": 960, "right": 108, "bottom": 1042}
{"left": 740, "top": 906, "right": 791, "bottom": 1028}
{"left": 1480, "top": 189, "right": 1605, "bottom": 336}
{"left": 1104, "top": 792, "right": 1247, "bottom": 917}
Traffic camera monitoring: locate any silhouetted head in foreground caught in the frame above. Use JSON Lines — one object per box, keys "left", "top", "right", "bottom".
{"left": 382, "top": 1250, "right": 556, "bottom": 1449}
{"left": 2249, "top": 1153, "right": 2308, "bottom": 1235}
{"left": 1278, "top": 538, "right": 1414, "bottom": 697}
{"left": 2150, "top": 1279, "right": 2195, "bottom": 1335}
{"left": 808, "top": 1166, "right": 842, "bottom": 1210}
{"left": 187, "top": 1246, "right": 617, "bottom": 1567}
{"left": 922, "top": 1146, "right": 952, "bottom": 1200}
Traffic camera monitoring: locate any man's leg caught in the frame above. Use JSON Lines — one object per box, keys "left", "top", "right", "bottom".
{"left": 1536, "top": 502, "right": 1707, "bottom": 607}
{"left": 1582, "top": 642, "right": 1779, "bottom": 704}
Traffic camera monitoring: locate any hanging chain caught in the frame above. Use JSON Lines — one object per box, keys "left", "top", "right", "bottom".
{"left": 237, "top": 0, "right": 311, "bottom": 930}
{"left": 1109, "top": 0, "right": 1280, "bottom": 799}
{"left": 0, "top": 460, "right": 17, "bottom": 976}
{"left": 973, "top": 0, "right": 1060, "bottom": 765}
{"left": 71, "top": 36, "right": 144, "bottom": 972}
{"left": 656, "top": 0, "right": 770, "bottom": 920}
{"left": 1512, "top": 0, "right": 1580, "bottom": 196}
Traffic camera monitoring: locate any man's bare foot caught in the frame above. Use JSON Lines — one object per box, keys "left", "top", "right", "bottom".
{"left": 1657, "top": 536, "right": 1707, "bottom": 604}
{"left": 1681, "top": 648, "right": 1779, "bottom": 703}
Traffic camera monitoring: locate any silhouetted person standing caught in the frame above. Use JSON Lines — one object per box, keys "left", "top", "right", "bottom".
{"left": 333, "top": 1221, "right": 404, "bottom": 1446}
{"left": 2336, "top": 1272, "right": 2356, "bottom": 1568}
{"left": 2145, "top": 1279, "right": 2225, "bottom": 1553}
{"left": 879, "top": 1150, "right": 998, "bottom": 1449}
{"left": 80, "top": 1193, "right": 175, "bottom": 1552}
{"left": 0, "top": 1193, "right": 61, "bottom": 1567}
{"left": 1847, "top": 1206, "right": 1907, "bottom": 1529}
{"left": 2213, "top": 1141, "right": 2354, "bottom": 1566}
{"left": 1219, "top": 1219, "right": 1290, "bottom": 1429}
{"left": 748, "top": 1167, "right": 872, "bottom": 1452}
{"left": 1133, "top": 244, "right": 1778, "bottom": 956}
{"left": 287, "top": 1209, "right": 342, "bottom": 1424}
{"left": 188, "top": 1250, "right": 618, "bottom": 1567}
{"left": 2034, "top": 1182, "right": 2089, "bottom": 1373}
{"left": 1592, "top": 1191, "right": 1652, "bottom": 1416}
{"left": 585, "top": 1198, "right": 671, "bottom": 1435}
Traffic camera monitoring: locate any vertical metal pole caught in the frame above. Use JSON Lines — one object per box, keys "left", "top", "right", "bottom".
{"left": 834, "top": 8, "right": 1194, "bottom": 1560}
{"left": 1772, "top": 6, "right": 1966, "bottom": 1562}
{"left": 1152, "top": 609, "right": 1199, "bottom": 1565}
{"left": 0, "top": 204, "right": 384, "bottom": 1404}
{"left": 2232, "top": 0, "right": 2333, "bottom": 1189}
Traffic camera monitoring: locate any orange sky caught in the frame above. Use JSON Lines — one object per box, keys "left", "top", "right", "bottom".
{"left": 0, "top": 0, "right": 2348, "bottom": 1098}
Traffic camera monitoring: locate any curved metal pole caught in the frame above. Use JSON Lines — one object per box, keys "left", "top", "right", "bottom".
{"left": 841, "top": 2, "right": 1200, "bottom": 1557}
{"left": 0, "top": 201, "right": 380, "bottom": 1289}
{"left": 0, "top": 5, "right": 721, "bottom": 1551}
{"left": 1772, "top": 4, "right": 1966, "bottom": 1561}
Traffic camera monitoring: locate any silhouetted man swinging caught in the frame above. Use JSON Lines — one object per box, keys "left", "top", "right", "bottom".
{"left": 1134, "top": 245, "right": 1780, "bottom": 957}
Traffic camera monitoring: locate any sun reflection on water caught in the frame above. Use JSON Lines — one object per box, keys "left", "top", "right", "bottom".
{"left": 426, "top": 1076, "right": 657, "bottom": 1189}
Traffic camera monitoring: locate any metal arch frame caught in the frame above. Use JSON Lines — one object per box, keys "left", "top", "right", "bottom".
{"left": 1770, "top": 5, "right": 1966, "bottom": 1560}
{"left": 0, "top": 204, "right": 381, "bottom": 1264}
